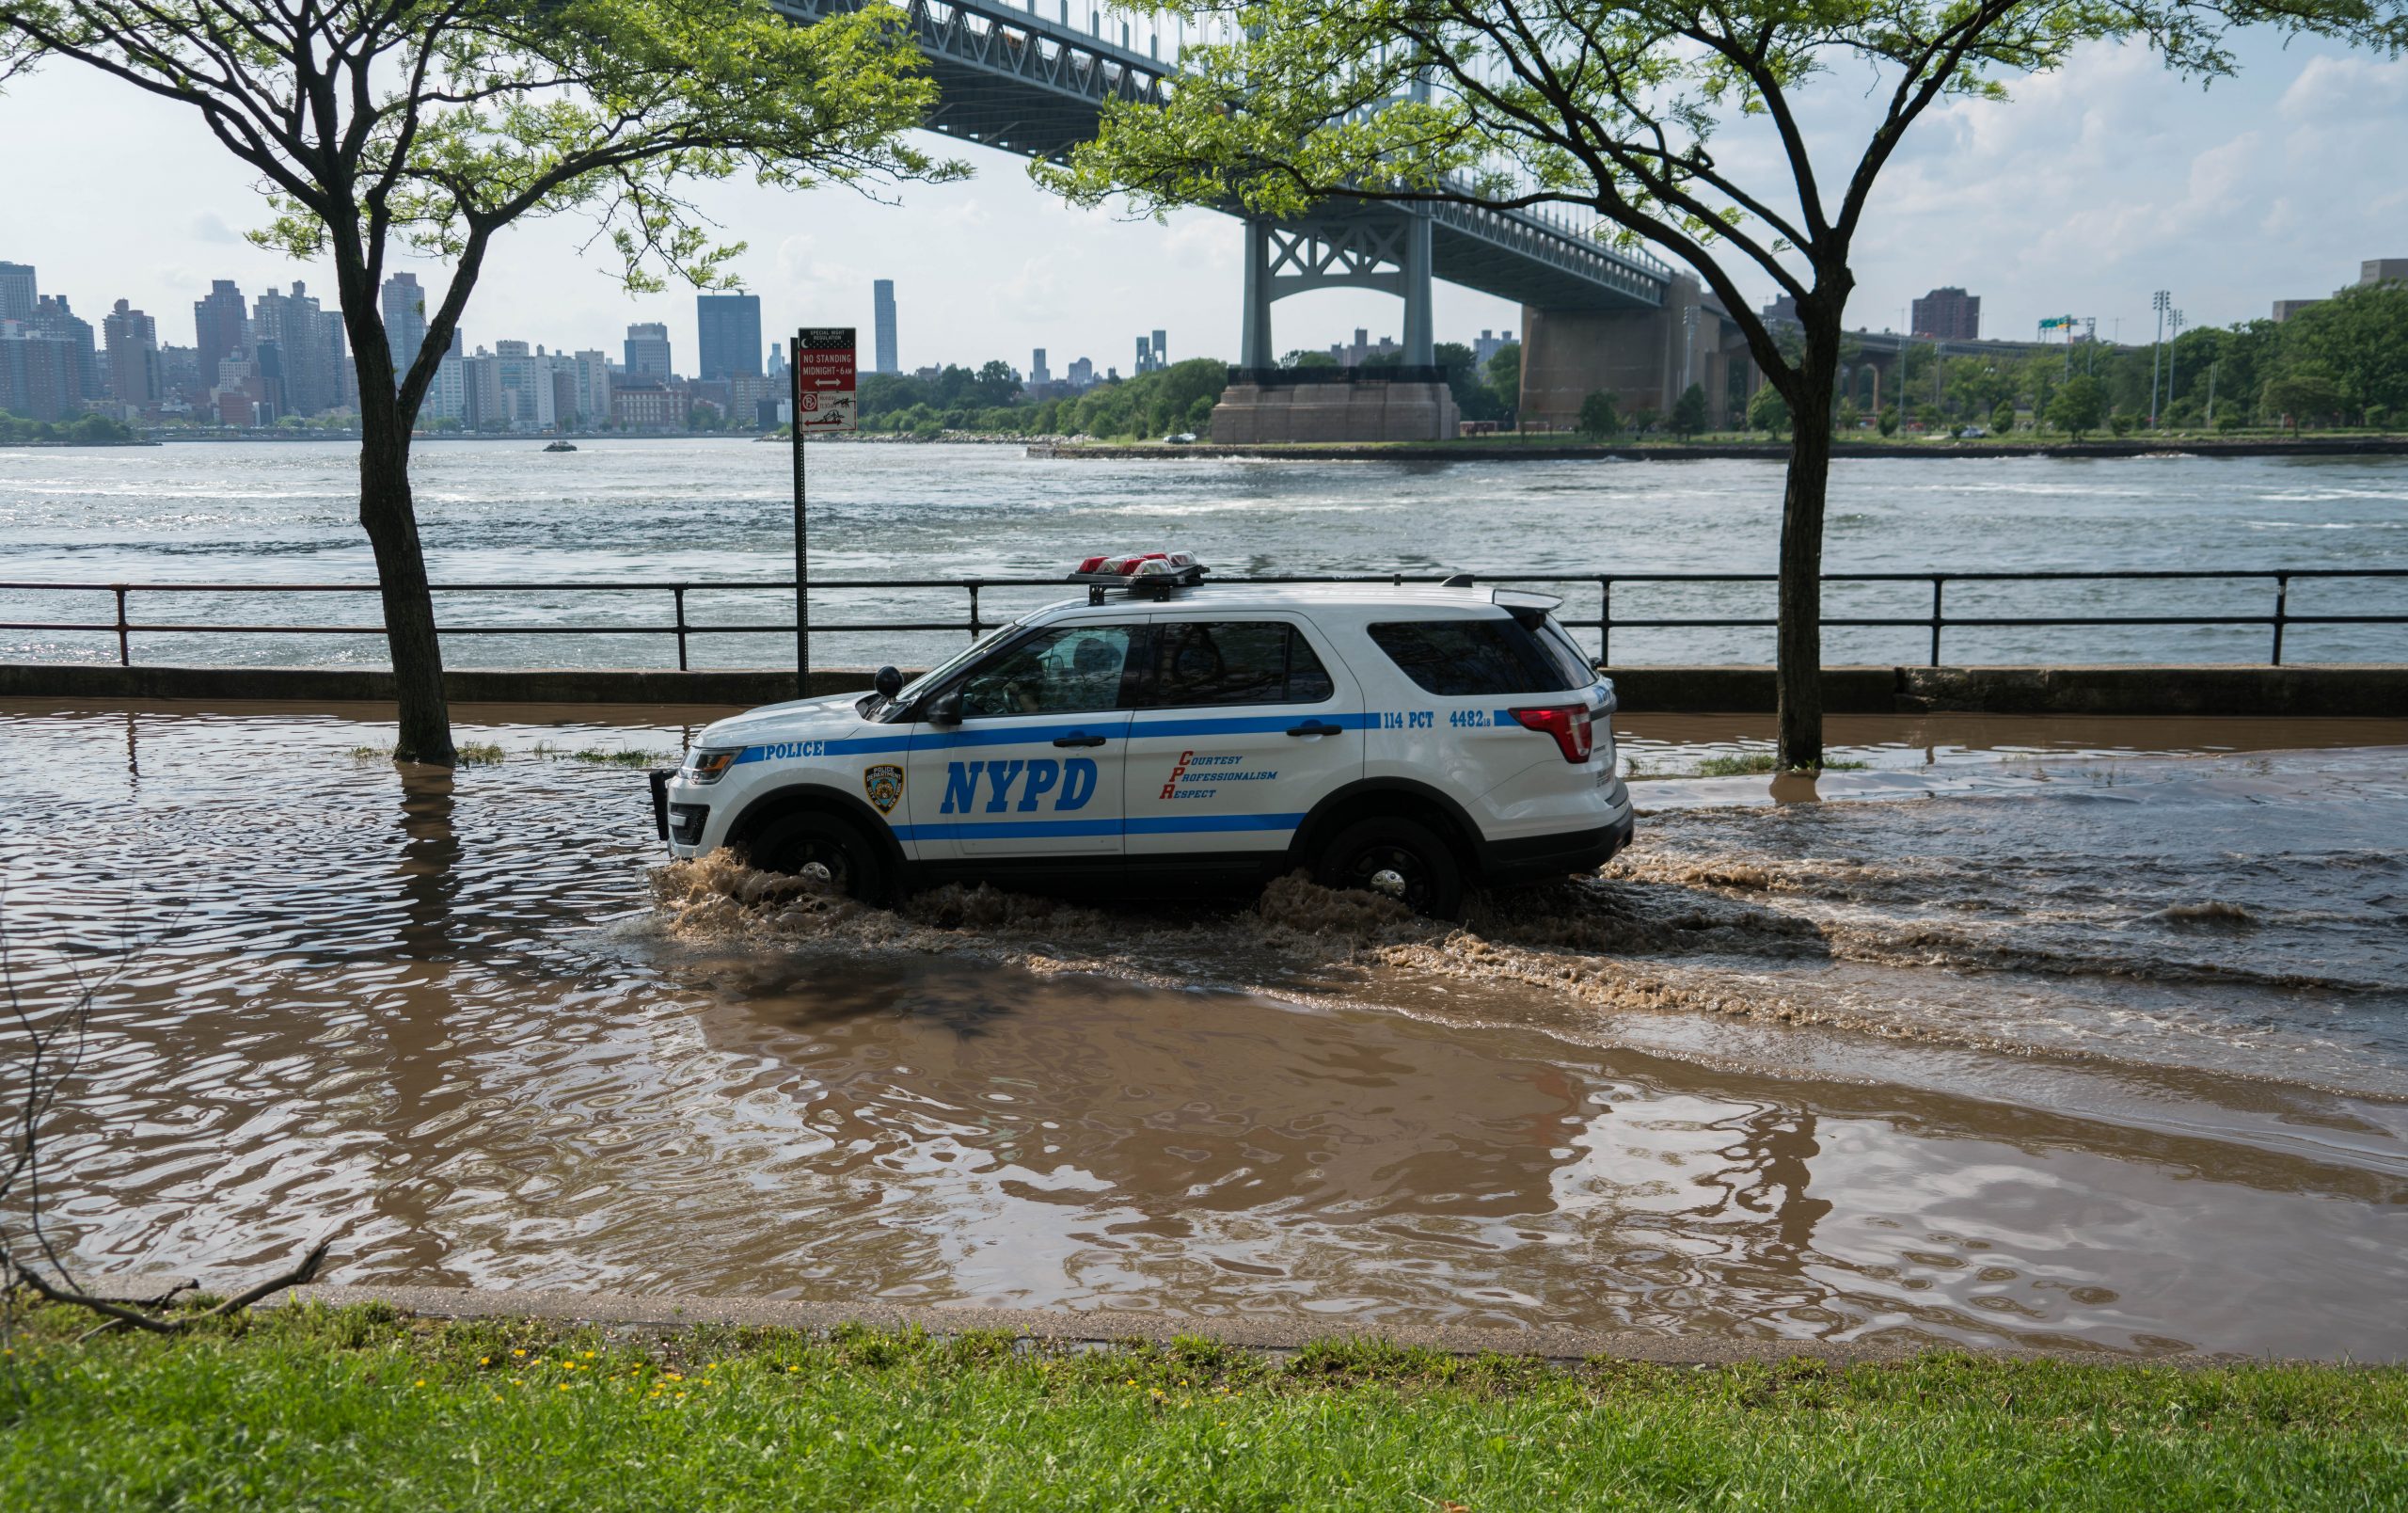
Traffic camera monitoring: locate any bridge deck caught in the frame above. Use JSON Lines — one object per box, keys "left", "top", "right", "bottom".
{"left": 769, "top": 0, "right": 1667, "bottom": 311}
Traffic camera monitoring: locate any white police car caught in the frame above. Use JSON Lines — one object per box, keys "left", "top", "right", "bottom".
{"left": 651, "top": 552, "right": 1634, "bottom": 917}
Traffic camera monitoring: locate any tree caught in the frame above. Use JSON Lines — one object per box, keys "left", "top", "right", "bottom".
{"left": 1036, "top": 0, "right": 2407, "bottom": 769}
{"left": 2281, "top": 282, "right": 2408, "bottom": 423}
{"left": 2262, "top": 366, "right": 2346, "bottom": 435}
{"left": 1990, "top": 401, "right": 2016, "bottom": 435}
{"left": 2048, "top": 377, "right": 2106, "bottom": 440}
{"left": 1485, "top": 342, "right": 1522, "bottom": 423}
{"left": 1576, "top": 389, "right": 1620, "bottom": 438}
{"left": 2108, "top": 410, "right": 2136, "bottom": 438}
{"left": 1877, "top": 407, "right": 1899, "bottom": 438}
{"left": 1834, "top": 398, "right": 1861, "bottom": 433}
{"left": 3, "top": 1, "right": 951, "bottom": 762}
{"left": 1671, "top": 383, "right": 1708, "bottom": 438}
{"left": 1747, "top": 385, "right": 1790, "bottom": 437}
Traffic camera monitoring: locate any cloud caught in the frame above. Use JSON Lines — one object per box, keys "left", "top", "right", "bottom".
{"left": 188, "top": 211, "right": 244, "bottom": 244}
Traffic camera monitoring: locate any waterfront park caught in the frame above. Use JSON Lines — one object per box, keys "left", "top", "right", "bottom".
{"left": 6, "top": 0, "right": 2408, "bottom": 1506}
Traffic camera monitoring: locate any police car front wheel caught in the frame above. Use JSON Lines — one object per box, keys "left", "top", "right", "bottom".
{"left": 744, "top": 812, "right": 888, "bottom": 905}
{"left": 1314, "top": 817, "right": 1465, "bottom": 921}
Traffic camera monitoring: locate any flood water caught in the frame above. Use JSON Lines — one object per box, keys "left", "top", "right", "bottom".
{"left": 5, "top": 440, "right": 2405, "bottom": 670}
{"left": 7, "top": 701, "right": 2407, "bottom": 1360}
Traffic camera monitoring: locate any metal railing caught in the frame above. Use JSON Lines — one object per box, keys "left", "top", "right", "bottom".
{"left": 4, "top": 569, "right": 2405, "bottom": 668}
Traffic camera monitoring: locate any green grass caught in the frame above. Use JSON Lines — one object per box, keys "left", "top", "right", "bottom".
{"left": 344, "top": 741, "right": 506, "bottom": 766}
{"left": 1627, "top": 753, "right": 1872, "bottom": 780}
{"left": 3, "top": 1302, "right": 2402, "bottom": 1510}
{"left": 530, "top": 741, "right": 674, "bottom": 768}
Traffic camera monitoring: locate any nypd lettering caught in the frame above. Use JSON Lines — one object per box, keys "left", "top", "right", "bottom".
{"left": 938, "top": 757, "right": 1099, "bottom": 815}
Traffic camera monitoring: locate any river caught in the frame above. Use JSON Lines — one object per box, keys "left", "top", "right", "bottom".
{"left": 4, "top": 439, "right": 2405, "bottom": 672}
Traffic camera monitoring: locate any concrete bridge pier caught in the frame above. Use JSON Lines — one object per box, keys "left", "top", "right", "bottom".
{"left": 1212, "top": 209, "right": 1457, "bottom": 443}
{"left": 1517, "top": 275, "right": 1756, "bottom": 432}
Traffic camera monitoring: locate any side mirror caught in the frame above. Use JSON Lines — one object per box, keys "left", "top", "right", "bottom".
{"left": 926, "top": 690, "right": 962, "bottom": 727}
{"left": 874, "top": 664, "right": 903, "bottom": 699}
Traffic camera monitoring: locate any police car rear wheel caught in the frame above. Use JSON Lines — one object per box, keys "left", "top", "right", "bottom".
{"left": 746, "top": 812, "right": 887, "bottom": 904}
{"left": 1316, "top": 817, "right": 1464, "bottom": 920}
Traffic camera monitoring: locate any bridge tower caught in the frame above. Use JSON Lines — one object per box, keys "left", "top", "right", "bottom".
{"left": 1211, "top": 207, "right": 1460, "bottom": 443}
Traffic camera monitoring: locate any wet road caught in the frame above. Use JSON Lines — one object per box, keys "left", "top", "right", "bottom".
{"left": 4, "top": 702, "right": 2406, "bottom": 1359}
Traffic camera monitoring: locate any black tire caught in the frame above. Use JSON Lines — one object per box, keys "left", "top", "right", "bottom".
{"left": 1313, "top": 816, "right": 1465, "bottom": 920}
{"left": 743, "top": 811, "right": 889, "bottom": 904}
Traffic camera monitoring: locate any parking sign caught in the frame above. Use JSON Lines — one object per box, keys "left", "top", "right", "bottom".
{"left": 794, "top": 327, "right": 857, "bottom": 432}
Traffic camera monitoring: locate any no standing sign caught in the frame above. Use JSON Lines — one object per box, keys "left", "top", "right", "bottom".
{"left": 793, "top": 326, "right": 857, "bottom": 432}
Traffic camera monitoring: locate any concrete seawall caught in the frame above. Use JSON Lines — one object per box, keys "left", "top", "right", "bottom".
{"left": 7, "top": 661, "right": 2401, "bottom": 718}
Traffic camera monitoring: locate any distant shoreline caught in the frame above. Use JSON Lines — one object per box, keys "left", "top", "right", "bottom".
{"left": 1038, "top": 436, "right": 2408, "bottom": 462}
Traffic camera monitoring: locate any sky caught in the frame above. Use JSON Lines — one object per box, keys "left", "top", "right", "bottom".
{"left": 0, "top": 28, "right": 2399, "bottom": 374}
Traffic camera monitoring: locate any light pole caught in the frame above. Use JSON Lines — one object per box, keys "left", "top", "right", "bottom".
{"left": 2148, "top": 290, "right": 2171, "bottom": 427}
{"left": 2164, "top": 308, "right": 2186, "bottom": 427}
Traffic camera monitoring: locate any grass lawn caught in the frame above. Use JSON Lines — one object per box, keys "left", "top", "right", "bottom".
{"left": 3, "top": 1300, "right": 2403, "bottom": 1510}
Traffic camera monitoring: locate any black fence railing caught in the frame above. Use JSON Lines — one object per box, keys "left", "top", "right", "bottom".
{"left": 5, "top": 569, "right": 2405, "bottom": 669}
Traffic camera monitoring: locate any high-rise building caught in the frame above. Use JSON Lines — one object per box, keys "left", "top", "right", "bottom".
{"left": 624, "top": 321, "right": 672, "bottom": 381}
{"left": 569, "top": 350, "right": 611, "bottom": 428}
{"left": 872, "top": 279, "right": 898, "bottom": 374}
{"left": 2362, "top": 258, "right": 2408, "bottom": 286}
{"left": 1067, "top": 356, "right": 1094, "bottom": 389}
{"left": 0, "top": 326, "right": 76, "bottom": 422}
{"left": 1151, "top": 330, "right": 1166, "bottom": 368}
{"left": 104, "top": 299, "right": 160, "bottom": 409}
{"left": 318, "top": 310, "right": 354, "bottom": 410}
{"left": 380, "top": 273, "right": 428, "bottom": 382}
{"left": 193, "top": 279, "right": 249, "bottom": 384}
{"left": 0, "top": 262, "right": 36, "bottom": 323}
{"left": 32, "top": 295, "right": 102, "bottom": 400}
{"left": 695, "top": 293, "right": 762, "bottom": 380}
{"left": 253, "top": 280, "right": 340, "bottom": 416}
{"left": 1909, "top": 287, "right": 1980, "bottom": 342}
{"left": 1472, "top": 328, "right": 1517, "bottom": 369}
{"left": 1030, "top": 348, "right": 1051, "bottom": 385}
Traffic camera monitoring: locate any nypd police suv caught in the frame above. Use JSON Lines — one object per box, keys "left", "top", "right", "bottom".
{"left": 650, "top": 552, "right": 1634, "bottom": 918}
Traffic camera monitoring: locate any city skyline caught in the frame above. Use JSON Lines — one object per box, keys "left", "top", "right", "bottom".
{"left": 0, "top": 33, "right": 2397, "bottom": 377}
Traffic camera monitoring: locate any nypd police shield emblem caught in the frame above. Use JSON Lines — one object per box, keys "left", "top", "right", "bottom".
{"left": 863, "top": 763, "right": 904, "bottom": 815}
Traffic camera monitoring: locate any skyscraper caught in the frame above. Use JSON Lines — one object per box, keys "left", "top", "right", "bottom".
{"left": 254, "top": 280, "right": 335, "bottom": 416}
{"left": 695, "top": 293, "right": 762, "bottom": 380}
{"left": 192, "top": 279, "right": 248, "bottom": 384}
{"left": 873, "top": 279, "right": 897, "bottom": 374}
{"left": 32, "top": 295, "right": 102, "bottom": 401}
{"left": 380, "top": 273, "right": 428, "bottom": 382}
{"left": 103, "top": 299, "right": 160, "bottom": 409}
{"left": 624, "top": 322, "right": 672, "bottom": 381}
{"left": 0, "top": 262, "right": 36, "bottom": 322}
{"left": 1030, "top": 348, "right": 1051, "bottom": 385}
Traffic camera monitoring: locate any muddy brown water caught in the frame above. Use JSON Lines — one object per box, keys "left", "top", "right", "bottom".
{"left": 5, "top": 701, "right": 2408, "bottom": 1360}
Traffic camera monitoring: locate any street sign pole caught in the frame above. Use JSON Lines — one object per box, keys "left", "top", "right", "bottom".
{"left": 791, "top": 326, "right": 858, "bottom": 699}
{"left": 791, "top": 366, "right": 808, "bottom": 696}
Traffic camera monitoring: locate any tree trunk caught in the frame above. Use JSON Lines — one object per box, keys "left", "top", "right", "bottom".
{"left": 1774, "top": 332, "right": 1842, "bottom": 772}
{"left": 355, "top": 368, "right": 454, "bottom": 766}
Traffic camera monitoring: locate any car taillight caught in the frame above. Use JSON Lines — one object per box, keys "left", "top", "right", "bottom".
{"left": 1510, "top": 704, "right": 1593, "bottom": 763}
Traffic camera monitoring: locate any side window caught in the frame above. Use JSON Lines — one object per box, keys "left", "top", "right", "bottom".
{"left": 955, "top": 623, "right": 1137, "bottom": 718}
{"left": 1365, "top": 617, "right": 1581, "bottom": 695}
{"left": 1148, "top": 621, "right": 1334, "bottom": 707}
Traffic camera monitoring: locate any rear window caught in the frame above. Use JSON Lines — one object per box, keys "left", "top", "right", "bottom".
{"left": 1367, "top": 616, "right": 1588, "bottom": 696}
{"left": 1147, "top": 621, "right": 1335, "bottom": 706}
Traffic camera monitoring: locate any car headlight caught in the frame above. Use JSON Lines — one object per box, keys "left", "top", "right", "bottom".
{"left": 681, "top": 748, "right": 739, "bottom": 784}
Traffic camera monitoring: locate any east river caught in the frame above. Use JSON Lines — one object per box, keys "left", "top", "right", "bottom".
{"left": 4, "top": 438, "right": 2404, "bottom": 671}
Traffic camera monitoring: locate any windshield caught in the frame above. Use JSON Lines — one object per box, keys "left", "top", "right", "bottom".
{"left": 884, "top": 621, "right": 1023, "bottom": 715}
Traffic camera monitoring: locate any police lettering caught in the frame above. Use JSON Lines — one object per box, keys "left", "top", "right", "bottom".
{"left": 940, "top": 757, "right": 1097, "bottom": 815}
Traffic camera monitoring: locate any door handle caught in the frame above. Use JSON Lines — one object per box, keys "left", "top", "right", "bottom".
{"left": 1054, "top": 732, "right": 1107, "bottom": 748}
{"left": 1286, "top": 722, "right": 1340, "bottom": 738}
